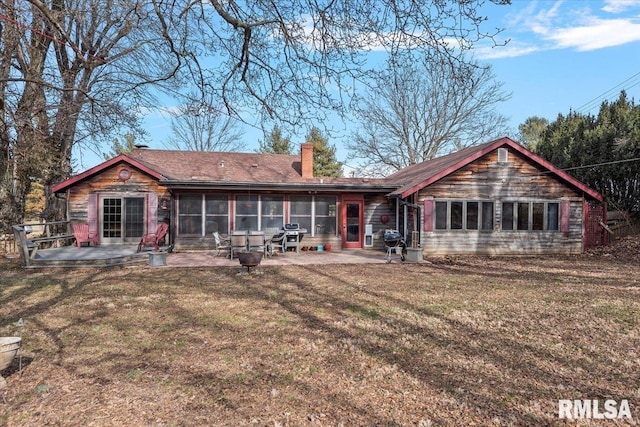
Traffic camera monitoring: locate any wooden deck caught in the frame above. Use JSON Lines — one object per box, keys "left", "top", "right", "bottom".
{"left": 24, "top": 244, "right": 148, "bottom": 268}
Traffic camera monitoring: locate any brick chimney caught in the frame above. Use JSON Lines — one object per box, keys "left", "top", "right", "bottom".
{"left": 301, "top": 143, "right": 313, "bottom": 178}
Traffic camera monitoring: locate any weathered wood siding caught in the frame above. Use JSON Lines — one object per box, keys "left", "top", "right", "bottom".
{"left": 66, "top": 163, "right": 169, "bottom": 225}
{"left": 419, "top": 149, "right": 586, "bottom": 255}
{"left": 364, "top": 194, "right": 396, "bottom": 250}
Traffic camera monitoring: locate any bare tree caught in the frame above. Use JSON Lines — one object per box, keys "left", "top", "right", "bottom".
{"left": 0, "top": 0, "right": 184, "bottom": 226}
{"left": 164, "top": 98, "right": 245, "bottom": 152}
{"left": 347, "top": 57, "right": 511, "bottom": 175}
{"left": 0, "top": 0, "right": 510, "bottom": 228}
{"left": 192, "top": 0, "right": 510, "bottom": 126}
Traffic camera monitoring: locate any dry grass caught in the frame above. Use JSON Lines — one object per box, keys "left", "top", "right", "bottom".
{"left": 0, "top": 254, "right": 639, "bottom": 426}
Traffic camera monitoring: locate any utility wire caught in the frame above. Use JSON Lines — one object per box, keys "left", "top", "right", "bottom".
{"left": 539, "top": 156, "right": 640, "bottom": 175}
{"left": 575, "top": 71, "right": 640, "bottom": 114}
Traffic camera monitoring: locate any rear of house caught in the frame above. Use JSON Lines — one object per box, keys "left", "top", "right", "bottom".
{"left": 52, "top": 137, "right": 606, "bottom": 256}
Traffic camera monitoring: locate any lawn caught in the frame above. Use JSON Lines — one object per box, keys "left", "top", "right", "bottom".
{"left": 0, "top": 253, "right": 638, "bottom": 426}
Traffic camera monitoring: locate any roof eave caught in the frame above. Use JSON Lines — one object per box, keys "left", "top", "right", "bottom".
{"left": 52, "top": 154, "right": 165, "bottom": 193}
{"left": 162, "top": 180, "right": 397, "bottom": 193}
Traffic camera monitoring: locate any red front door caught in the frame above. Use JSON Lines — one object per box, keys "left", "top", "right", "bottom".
{"left": 341, "top": 198, "right": 363, "bottom": 248}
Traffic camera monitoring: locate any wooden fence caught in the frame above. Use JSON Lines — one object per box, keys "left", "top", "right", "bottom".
{"left": 607, "top": 211, "right": 640, "bottom": 241}
{"left": 1, "top": 234, "right": 18, "bottom": 255}
{"left": 5, "top": 221, "right": 75, "bottom": 266}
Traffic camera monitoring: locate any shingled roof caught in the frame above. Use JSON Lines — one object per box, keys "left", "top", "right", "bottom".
{"left": 52, "top": 138, "right": 602, "bottom": 202}
{"left": 52, "top": 148, "right": 392, "bottom": 193}
{"left": 386, "top": 137, "right": 603, "bottom": 201}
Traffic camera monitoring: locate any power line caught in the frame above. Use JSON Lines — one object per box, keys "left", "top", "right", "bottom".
{"left": 561, "top": 156, "right": 640, "bottom": 172}
{"left": 575, "top": 71, "right": 640, "bottom": 114}
{"left": 540, "top": 156, "right": 640, "bottom": 175}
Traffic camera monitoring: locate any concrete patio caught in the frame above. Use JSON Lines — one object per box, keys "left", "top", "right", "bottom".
{"left": 22, "top": 244, "right": 408, "bottom": 268}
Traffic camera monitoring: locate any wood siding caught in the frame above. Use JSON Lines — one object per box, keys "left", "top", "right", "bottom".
{"left": 364, "top": 194, "right": 397, "bottom": 250}
{"left": 418, "top": 149, "right": 586, "bottom": 255}
{"left": 66, "top": 164, "right": 169, "bottom": 236}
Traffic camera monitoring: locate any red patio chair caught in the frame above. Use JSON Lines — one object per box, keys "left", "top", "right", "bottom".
{"left": 137, "top": 222, "right": 169, "bottom": 252}
{"left": 73, "top": 222, "right": 99, "bottom": 248}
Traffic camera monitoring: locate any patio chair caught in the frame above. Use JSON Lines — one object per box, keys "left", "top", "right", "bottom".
{"left": 213, "top": 231, "right": 231, "bottom": 257}
{"left": 137, "top": 221, "right": 169, "bottom": 252}
{"left": 247, "top": 231, "right": 265, "bottom": 254}
{"left": 268, "top": 232, "right": 285, "bottom": 256}
{"left": 72, "top": 222, "right": 99, "bottom": 248}
{"left": 230, "top": 231, "right": 248, "bottom": 259}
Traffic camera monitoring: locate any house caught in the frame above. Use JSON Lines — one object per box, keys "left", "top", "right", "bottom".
{"left": 51, "top": 137, "right": 606, "bottom": 255}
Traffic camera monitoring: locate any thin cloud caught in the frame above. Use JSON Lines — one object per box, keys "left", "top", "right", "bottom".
{"left": 547, "top": 17, "right": 640, "bottom": 51}
{"left": 495, "top": 1, "right": 640, "bottom": 58}
{"left": 602, "top": 0, "right": 640, "bottom": 13}
{"left": 474, "top": 42, "right": 541, "bottom": 60}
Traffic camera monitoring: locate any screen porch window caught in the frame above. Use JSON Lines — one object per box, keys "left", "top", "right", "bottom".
{"left": 290, "top": 195, "right": 337, "bottom": 236}
{"left": 206, "top": 195, "right": 229, "bottom": 234}
{"left": 178, "top": 195, "right": 204, "bottom": 235}
{"left": 290, "top": 196, "right": 312, "bottom": 233}
{"left": 178, "top": 194, "right": 231, "bottom": 235}
{"left": 314, "top": 196, "right": 337, "bottom": 235}
{"left": 235, "top": 195, "right": 259, "bottom": 231}
{"left": 261, "top": 195, "right": 284, "bottom": 229}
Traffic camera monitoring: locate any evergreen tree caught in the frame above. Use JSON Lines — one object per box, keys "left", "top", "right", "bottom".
{"left": 305, "top": 127, "right": 343, "bottom": 177}
{"left": 517, "top": 116, "right": 549, "bottom": 151}
{"left": 535, "top": 91, "right": 640, "bottom": 211}
{"left": 103, "top": 133, "right": 138, "bottom": 159}
{"left": 258, "top": 125, "right": 292, "bottom": 154}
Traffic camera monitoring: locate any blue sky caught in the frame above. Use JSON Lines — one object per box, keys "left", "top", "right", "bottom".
{"left": 78, "top": 0, "right": 640, "bottom": 170}
{"left": 480, "top": 0, "right": 640, "bottom": 130}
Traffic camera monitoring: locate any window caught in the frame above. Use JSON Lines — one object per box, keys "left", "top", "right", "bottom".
{"left": 501, "top": 202, "right": 514, "bottom": 231}
{"left": 205, "top": 195, "right": 229, "bottom": 234}
{"left": 481, "top": 202, "right": 494, "bottom": 230}
{"left": 451, "top": 201, "right": 463, "bottom": 230}
{"left": 532, "top": 203, "right": 544, "bottom": 231}
{"left": 547, "top": 203, "right": 559, "bottom": 231}
{"left": 435, "top": 201, "right": 448, "bottom": 230}
{"left": 290, "top": 195, "right": 312, "bottom": 232}
{"left": 466, "top": 202, "right": 479, "bottom": 230}
{"left": 517, "top": 202, "right": 529, "bottom": 230}
{"left": 434, "top": 200, "right": 494, "bottom": 231}
{"left": 261, "top": 195, "right": 284, "bottom": 229}
{"left": 290, "top": 195, "right": 337, "bottom": 236}
{"left": 501, "top": 201, "right": 560, "bottom": 231}
{"left": 235, "top": 195, "right": 259, "bottom": 231}
{"left": 178, "top": 195, "right": 203, "bottom": 235}
{"left": 314, "top": 196, "right": 337, "bottom": 235}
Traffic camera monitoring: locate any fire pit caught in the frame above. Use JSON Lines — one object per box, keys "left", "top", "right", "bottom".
{"left": 237, "top": 250, "right": 264, "bottom": 273}
{"left": 0, "top": 337, "right": 22, "bottom": 388}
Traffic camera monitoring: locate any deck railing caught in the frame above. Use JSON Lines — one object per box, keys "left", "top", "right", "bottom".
{"left": 11, "top": 221, "right": 75, "bottom": 267}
